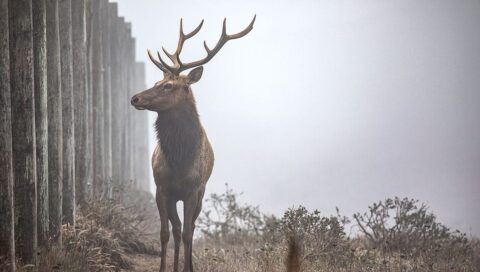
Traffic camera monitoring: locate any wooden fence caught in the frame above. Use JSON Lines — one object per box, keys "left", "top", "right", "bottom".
{"left": 0, "top": 0, "right": 150, "bottom": 269}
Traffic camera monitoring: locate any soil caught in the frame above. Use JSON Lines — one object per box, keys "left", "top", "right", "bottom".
{"left": 123, "top": 254, "right": 160, "bottom": 272}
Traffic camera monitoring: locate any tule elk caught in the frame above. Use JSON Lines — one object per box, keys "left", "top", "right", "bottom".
{"left": 131, "top": 16, "right": 255, "bottom": 272}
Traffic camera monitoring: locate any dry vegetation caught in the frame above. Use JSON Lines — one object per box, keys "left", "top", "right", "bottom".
{"left": 2, "top": 183, "right": 479, "bottom": 272}
{"left": 1, "top": 183, "right": 161, "bottom": 272}
{"left": 194, "top": 185, "right": 480, "bottom": 272}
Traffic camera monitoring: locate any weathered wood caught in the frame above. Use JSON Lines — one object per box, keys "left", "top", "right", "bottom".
{"left": 9, "top": 0, "right": 38, "bottom": 264}
{"left": 131, "top": 45, "right": 139, "bottom": 189}
{"left": 101, "top": 0, "right": 112, "bottom": 196}
{"left": 59, "top": 0, "right": 75, "bottom": 225}
{"left": 72, "top": 0, "right": 88, "bottom": 206}
{"left": 91, "top": 0, "right": 105, "bottom": 196}
{"left": 0, "top": 0, "right": 15, "bottom": 269}
{"left": 134, "top": 62, "right": 150, "bottom": 192}
{"left": 46, "top": 0, "right": 63, "bottom": 245}
{"left": 122, "top": 25, "right": 133, "bottom": 184}
{"left": 32, "top": 0, "right": 49, "bottom": 248}
{"left": 85, "top": 0, "right": 94, "bottom": 200}
{"left": 128, "top": 35, "right": 136, "bottom": 186}
{"left": 110, "top": 10, "right": 122, "bottom": 186}
{"left": 119, "top": 19, "right": 129, "bottom": 185}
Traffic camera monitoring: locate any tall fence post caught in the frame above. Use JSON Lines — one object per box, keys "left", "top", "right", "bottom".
{"left": 126, "top": 24, "right": 134, "bottom": 185}
{"left": 91, "top": 0, "right": 105, "bottom": 197}
{"left": 134, "top": 62, "right": 150, "bottom": 192}
{"left": 85, "top": 0, "right": 94, "bottom": 200}
{"left": 121, "top": 20, "right": 132, "bottom": 186}
{"left": 46, "top": 0, "right": 63, "bottom": 245}
{"left": 117, "top": 17, "right": 127, "bottom": 187}
{"left": 119, "top": 18, "right": 127, "bottom": 185}
{"left": 59, "top": 0, "right": 75, "bottom": 226}
{"left": 0, "top": 0, "right": 15, "bottom": 269}
{"left": 101, "top": 0, "right": 113, "bottom": 197}
{"left": 9, "top": 0, "right": 38, "bottom": 264}
{"left": 72, "top": 0, "right": 88, "bottom": 207}
{"left": 109, "top": 5, "right": 122, "bottom": 188}
{"left": 32, "top": 0, "right": 49, "bottom": 248}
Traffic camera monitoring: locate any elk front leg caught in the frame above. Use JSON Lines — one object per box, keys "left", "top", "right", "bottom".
{"left": 189, "top": 195, "right": 204, "bottom": 272}
{"left": 182, "top": 194, "right": 199, "bottom": 272}
{"left": 168, "top": 199, "right": 182, "bottom": 272}
{"left": 156, "top": 188, "right": 169, "bottom": 272}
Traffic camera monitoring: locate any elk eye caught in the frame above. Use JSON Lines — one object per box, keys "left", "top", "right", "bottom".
{"left": 163, "top": 83, "right": 173, "bottom": 91}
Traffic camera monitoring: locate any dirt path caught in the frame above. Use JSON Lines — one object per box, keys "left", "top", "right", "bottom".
{"left": 123, "top": 254, "right": 161, "bottom": 272}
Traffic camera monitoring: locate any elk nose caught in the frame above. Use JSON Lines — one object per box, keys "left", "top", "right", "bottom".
{"left": 131, "top": 95, "right": 140, "bottom": 105}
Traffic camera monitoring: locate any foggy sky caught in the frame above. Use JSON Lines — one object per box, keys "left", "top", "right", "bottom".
{"left": 113, "top": 0, "right": 480, "bottom": 235}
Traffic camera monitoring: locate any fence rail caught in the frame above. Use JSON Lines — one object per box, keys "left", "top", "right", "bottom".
{"left": 0, "top": 0, "right": 150, "bottom": 269}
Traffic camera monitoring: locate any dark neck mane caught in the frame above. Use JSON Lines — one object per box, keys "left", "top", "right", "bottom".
{"left": 155, "top": 100, "right": 201, "bottom": 176}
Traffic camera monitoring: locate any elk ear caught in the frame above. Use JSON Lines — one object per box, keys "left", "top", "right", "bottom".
{"left": 187, "top": 66, "right": 203, "bottom": 84}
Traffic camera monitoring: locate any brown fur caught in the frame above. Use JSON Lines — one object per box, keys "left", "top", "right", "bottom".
{"left": 131, "top": 17, "right": 254, "bottom": 272}
{"left": 131, "top": 68, "right": 214, "bottom": 272}
{"left": 154, "top": 98, "right": 201, "bottom": 176}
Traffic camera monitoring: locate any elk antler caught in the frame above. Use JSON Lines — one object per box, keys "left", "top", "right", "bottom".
{"left": 148, "top": 15, "right": 256, "bottom": 75}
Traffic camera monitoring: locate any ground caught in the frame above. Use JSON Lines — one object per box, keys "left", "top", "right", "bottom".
{"left": 123, "top": 254, "right": 159, "bottom": 272}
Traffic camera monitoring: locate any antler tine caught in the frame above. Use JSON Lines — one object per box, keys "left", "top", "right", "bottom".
{"left": 157, "top": 51, "right": 175, "bottom": 74}
{"left": 162, "top": 19, "right": 204, "bottom": 69}
{"left": 177, "top": 15, "right": 256, "bottom": 74}
{"left": 227, "top": 14, "right": 256, "bottom": 39}
{"left": 147, "top": 49, "right": 170, "bottom": 74}
{"left": 183, "top": 19, "right": 204, "bottom": 39}
{"left": 162, "top": 46, "right": 175, "bottom": 63}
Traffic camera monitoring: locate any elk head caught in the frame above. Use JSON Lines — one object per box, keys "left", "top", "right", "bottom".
{"left": 131, "top": 16, "right": 256, "bottom": 112}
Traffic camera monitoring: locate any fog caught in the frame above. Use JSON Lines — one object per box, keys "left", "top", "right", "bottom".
{"left": 113, "top": 0, "right": 480, "bottom": 235}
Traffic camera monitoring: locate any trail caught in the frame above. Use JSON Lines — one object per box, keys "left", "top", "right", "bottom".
{"left": 123, "top": 253, "right": 161, "bottom": 272}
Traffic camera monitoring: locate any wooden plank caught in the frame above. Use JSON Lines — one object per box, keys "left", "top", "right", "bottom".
{"left": 59, "top": 0, "right": 75, "bottom": 226}
{"left": 102, "top": 0, "right": 112, "bottom": 196}
{"left": 32, "top": 0, "right": 49, "bottom": 247}
{"left": 125, "top": 24, "right": 134, "bottom": 185}
{"left": 85, "top": 0, "right": 94, "bottom": 200}
{"left": 134, "top": 61, "right": 151, "bottom": 192}
{"left": 72, "top": 0, "right": 88, "bottom": 206}
{"left": 0, "top": 0, "right": 15, "bottom": 269}
{"left": 91, "top": 0, "right": 105, "bottom": 196}
{"left": 9, "top": 0, "right": 38, "bottom": 264}
{"left": 46, "top": 0, "right": 63, "bottom": 245}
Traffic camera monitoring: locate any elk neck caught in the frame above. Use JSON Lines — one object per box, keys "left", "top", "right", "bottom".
{"left": 154, "top": 98, "right": 201, "bottom": 176}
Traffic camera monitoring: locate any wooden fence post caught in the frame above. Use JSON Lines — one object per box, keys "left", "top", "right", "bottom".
{"left": 101, "top": 0, "right": 113, "bottom": 196}
{"left": 109, "top": 5, "right": 122, "bottom": 188}
{"left": 91, "top": 0, "right": 105, "bottom": 197}
{"left": 72, "top": 0, "right": 88, "bottom": 207}
{"left": 134, "top": 62, "right": 150, "bottom": 192}
{"left": 59, "top": 0, "right": 75, "bottom": 226}
{"left": 117, "top": 17, "right": 127, "bottom": 187}
{"left": 131, "top": 46, "right": 139, "bottom": 189}
{"left": 0, "top": 0, "right": 15, "bottom": 269}
{"left": 46, "top": 0, "right": 63, "bottom": 245}
{"left": 120, "top": 20, "right": 131, "bottom": 185}
{"left": 9, "top": 0, "right": 38, "bottom": 264}
{"left": 129, "top": 36, "right": 137, "bottom": 187}
{"left": 125, "top": 24, "right": 134, "bottom": 185}
{"left": 85, "top": 0, "right": 94, "bottom": 200}
{"left": 32, "top": 0, "right": 49, "bottom": 248}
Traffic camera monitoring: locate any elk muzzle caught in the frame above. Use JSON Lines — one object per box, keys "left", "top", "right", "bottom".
{"left": 131, "top": 94, "right": 146, "bottom": 110}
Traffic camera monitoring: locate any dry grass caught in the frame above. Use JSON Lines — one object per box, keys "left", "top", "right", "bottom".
{"left": 2, "top": 184, "right": 479, "bottom": 272}
{"left": 1, "top": 184, "right": 160, "bottom": 272}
